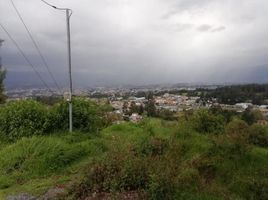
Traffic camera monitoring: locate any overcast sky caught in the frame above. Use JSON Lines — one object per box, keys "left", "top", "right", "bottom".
{"left": 0, "top": 0, "right": 268, "bottom": 88}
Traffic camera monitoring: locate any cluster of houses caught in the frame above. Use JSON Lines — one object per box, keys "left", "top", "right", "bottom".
{"left": 110, "top": 93, "right": 268, "bottom": 123}
{"left": 220, "top": 102, "right": 268, "bottom": 117}
{"left": 110, "top": 97, "right": 146, "bottom": 123}
{"left": 111, "top": 94, "right": 204, "bottom": 114}
{"left": 155, "top": 93, "right": 201, "bottom": 112}
{"left": 110, "top": 94, "right": 206, "bottom": 122}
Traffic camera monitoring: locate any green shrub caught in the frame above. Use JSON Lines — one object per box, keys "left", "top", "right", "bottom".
{"left": 0, "top": 100, "right": 48, "bottom": 141}
{"left": 209, "top": 105, "right": 238, "bottom": 123}
{"left": 229, "top": 178, "right": 268, "bottom": 200}
{"left": 192, "top": 156, "right": 217, "bottom": 185}
{"left": 73, "top": 151, "right": 148, "bottom": 199}
{"left": 248, "top": 124, "right": 268, "bottom": 147}
{"left": 242, "top": 108, "right": 263, "bottom": 125}
{"left": 191, "top": 109, "right": 225, "bottom": 134}
{"left": 208, "top": 135, "right": 247, "bottom": 159}
{"left": 135, "top": 137, "right": 169, "bottom": 157}
{"left": 157, "top": 110, "right": 177, "bottom": 121}
{"left": 146, "top": 174, "right": 175, "bottom": 200}
{"left": 0, "top": 98, "right": 111, "bottom": 141}
{"left": 48, "top": 98, "right": 107, "bottom": 133}
{"left": 225, "top": 119, "right": 249, "bottom": 145}
{"left": 247, "top": 179, "right": 268, "bottom": 200}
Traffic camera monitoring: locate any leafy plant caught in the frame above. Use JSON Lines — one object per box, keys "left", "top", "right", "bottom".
{"left": 48, "top": 98, "right": 109, "bottom": 133}
{"left": 248, "top": 124, "right": 268, "bottom": 147}
{"left": 0, "top": 100, "right": 48, "bottom": 141}
{"left": 191, "top": 109, "right": 225, "bottom": 134}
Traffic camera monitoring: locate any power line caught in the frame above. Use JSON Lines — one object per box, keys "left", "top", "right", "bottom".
{"left": 40, "top": 0, "right": 58, "bottom": 9}
{"left": 10, "top": 0, "right": 62, "bottom": 93}
{"left": 40, "top": 0, "right": 70, "bottom": 11}
{"left": 0, "top": 23, "right": 55, "bottom": 94}
{"left": 40, "top": 0, "right": 57, "bottom": 8}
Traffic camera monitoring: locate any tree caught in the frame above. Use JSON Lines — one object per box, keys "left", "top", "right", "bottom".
{"left": 129, "top": 101, "right": 139, "bottom": 115}
{"left": 209, "top": 104, "right": 223, "bottom": 115}
{"left": 146, "top": 100, "right": 157, "bottom": 117}
{"left": 138, "top": 104, "right": 144, "bottom": 115}
{"left": 0, "top": 39, "right": 6, "bottom": 104}
{"left": 35, "top": 96, "right": 62, "bottom": 105}
{"left": 209, "top": 105, "right": 238, "bottom": 123}
{"left": 241, "top": 108, "right": 263, "bottom": 125}
{"left": 158, "top": 109, "right": 175, "bottom": 120}
{"left": 145, "top": 92, "right": 157, "bottom": 117}
{"left": 122, "top": 101, "right": 129, "bottom": 115}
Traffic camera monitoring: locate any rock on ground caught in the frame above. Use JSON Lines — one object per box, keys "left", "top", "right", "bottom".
{"left": 6, "top": 193, "right": 35, "bottom": 200}
{"left": 84, "top": 191, "right": 145, "bottom": 200}
{"left": 37, "top": 188, "right": 66, "bottom": 200}
{"left": 6, "top": 187, "right": 66, "bottom": 200}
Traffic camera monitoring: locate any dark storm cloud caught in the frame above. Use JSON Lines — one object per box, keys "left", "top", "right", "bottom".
{"left": 1, "top": 0, "right": 268, "bottom": 88}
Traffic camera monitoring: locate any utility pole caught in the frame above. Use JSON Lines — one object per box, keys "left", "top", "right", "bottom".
{"left": 66, "top": 9, "right": 73, "bottom": 132}
{"left": 41, "top": 0, "right": 73, "bottom": 132}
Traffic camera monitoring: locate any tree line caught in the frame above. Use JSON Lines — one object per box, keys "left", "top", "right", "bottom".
{"left": 198, "top": 84, "right": 268, "bottom": 105}
{"left": 0, "top": 39, "right": 6, "bottom": 104}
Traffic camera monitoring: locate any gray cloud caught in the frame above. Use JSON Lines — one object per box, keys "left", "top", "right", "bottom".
{"left": 211, "top": 26, "right": 226, "bottom": 32}
{"left": 196, "top": 25, "right": 226, "bottom": 32}
{"left": 174, "top": 23, "right": 194, "bottom": 32}
{"left": 0, "top": 0, "right": 268, "bottom": 89}
{"left": 196, "top": 24, "right": 213, "bottom": 32}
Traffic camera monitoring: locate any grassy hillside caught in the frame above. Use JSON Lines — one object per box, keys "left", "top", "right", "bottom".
{"left": 0, "top": 132, "right": 106, "bottom": 198}
{"left": 0, "top": 118, "right": 267, "bottom": 199}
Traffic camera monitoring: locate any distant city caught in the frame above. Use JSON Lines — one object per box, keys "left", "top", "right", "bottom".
{"left": 5, "top": 83, "right": 220, "bottom": 100}
{"left": 5, "top": 83, "right": 268, "bottom": 124}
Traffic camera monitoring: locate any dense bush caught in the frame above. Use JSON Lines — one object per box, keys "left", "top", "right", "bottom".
{"left": 73, "top": 151, "right": 148, "bottom": 199}
{"left": 146, "top": 173, "right": 175, "bottom": 200}
{"left": 241, "top": 108, "right": 263, "bottom": 125}
{"left": 225, "top": 119, "right": 249, "bottom": 145}
{"left": 48, "top": 98, "right": 112, "bottom": 133}
{"left": 248, "top": 124, "right": 268, "bottom": 147}
{"left": 134, "top": 137, "right": 169, "bottom": 157}
{"left": 0, "top": 98, "right": 111, "bottom": 141}
{"left": 209, "top": 105, "right": 239, "bottom": 123}
{"left": 157, "top": 109, "right": 177, "bottom": 121}
{"left": 191, "top": 109, "right": 225, "bottom": 134}
{"left": 35, "top": 96, "right": 63, "bottom": 105}
{"left": 72, "top": 139, "right": 207, "bottom": 200}
{"left": 0, "top": 100, "right": 49, "bottom": 141}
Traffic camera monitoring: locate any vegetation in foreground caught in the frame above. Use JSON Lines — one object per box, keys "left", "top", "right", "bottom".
{"left": 0, "top": 99, "right": 267, "bottom": 200}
